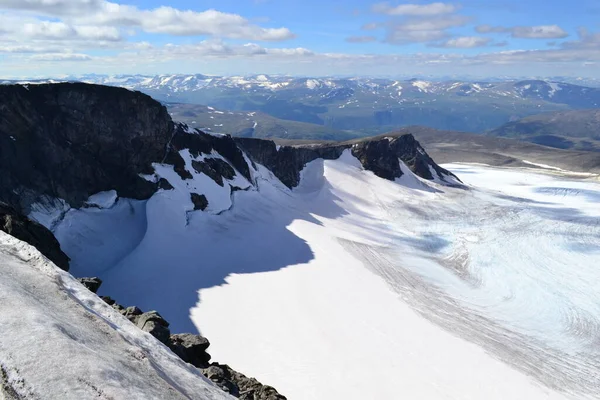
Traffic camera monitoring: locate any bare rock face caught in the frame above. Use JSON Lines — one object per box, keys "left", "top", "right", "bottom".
{"left": 351, "top": 134, "right": 456, "bottom": 181}
{"left": 203, "top": 363, "right": 287, "bottom": 400}
{"left": 134, "top": 311, "right": 171, "bottom": 344}
{"left": 235, "top": 134, "right": 459, "bottom": 188}
{"left": 0, "top": 83, "right": 173, "bottom": 211}
{"left": 78, "top": 277, "right": 103, "bottom": 293}
{"left": 0, "top": 202, "right": 70, "bottom": 271}
{"left": 168, "top": 333, "right": 212, "bottom": 368}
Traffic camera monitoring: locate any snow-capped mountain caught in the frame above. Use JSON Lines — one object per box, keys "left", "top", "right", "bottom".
{"left": 64, "top": 73, "right": 600, "bottom": 104}
{"left": 4, "top": 74, "right": 600, "bottom": 135}
{"left": 2, "top": 82, "right": 600, "bottom": 400}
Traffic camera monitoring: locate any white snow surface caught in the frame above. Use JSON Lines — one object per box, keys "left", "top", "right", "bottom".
{"left": 0, "top": 231, "right": 231, "bottom": 400}
{"left": 86, "top": 190, "right": 118, "bottom": 209}
{"left": 50, "top": 152, "right": 600, "bottom": 399}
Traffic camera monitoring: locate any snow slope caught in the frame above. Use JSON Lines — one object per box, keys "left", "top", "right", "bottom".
{"left": 0, "top": 232, "right": 231, "bottom": 400}
{"left": 47, "top": 151, "right": 600, "bottom": 399}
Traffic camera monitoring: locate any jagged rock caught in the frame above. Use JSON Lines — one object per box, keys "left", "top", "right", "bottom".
{"left": 95, "top": 293, "right": 287, "bottom": 399}
{"left": 171, "top": 151, "right": 193, "bottom": 180}
{"left": 203, "top": 363, "right": 286, "bottom": 400}
{"left": 234, "top": 134, "right": 457, "bottom": 189}
{"left": 203, "top": 365, "right": 240, "bottom": 396}
{"left": 0, "top": 83, "right": 173, "bottom": 211}
{"left": 158, "top": 178, "right": 174, "bottom": 191}
{"left": 0, "top": 202, "right": 70, "bottom": 271}
{"left": 234, "top": 138, "right": 345, "bottom": 188}
{"left": 192, "top": 158, "right": 236, "bottom": 187}
{"left": 168, "top": 128, "right": 252, "bottom": 182}
{"left": 78, "top": 277, "right": 102, "bottom": 293}
{"left": 100, "top": 296, "right": 116, "bottom": 306}
{"left": 122, "top": 306, "right": 143, "bottom": 320}
{"left": 168, "top": 333, "right": 211, "bottom": 368}
{"left": 191, "top": 193, "right": 209, "bottom": 211}
{"left": 135, "top": 311, "right": 171, "bottom": 344}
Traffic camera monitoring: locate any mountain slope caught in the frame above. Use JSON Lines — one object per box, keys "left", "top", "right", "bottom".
{"left": 167, "top": 103, "right": 360, "bottom": 141}
{"left": 0, "top": 231, "right": 231, "bottom": 400}
{"left": 390, "top": 126, "right": 600, "bottom": 173}
{"left": 488, "top": 109, "right": 600, "bottom": 151}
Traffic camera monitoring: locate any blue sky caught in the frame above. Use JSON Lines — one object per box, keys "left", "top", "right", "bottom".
{"left": 0, "top": 0, "right": 599, "bottom": 78}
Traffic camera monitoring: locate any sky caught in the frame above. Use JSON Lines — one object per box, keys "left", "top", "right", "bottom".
{"left": 0, "top": 0, "right": 599, "bottom": 79}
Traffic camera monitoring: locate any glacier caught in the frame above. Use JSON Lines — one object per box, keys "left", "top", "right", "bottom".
{"left": 43, "top": 150, "right": 600, "bottom": 399}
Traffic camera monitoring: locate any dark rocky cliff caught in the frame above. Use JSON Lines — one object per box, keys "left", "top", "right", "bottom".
{"left": 0, "top": 202, "right": 69, "bottom": 271}
{"left": 1, "top": 83, "right": 457, "bottom": 215}
{"left": 235, "top": 133, "right": 459, "bottom": 188}
{"left": 0, "top": 83, "right": 173, "bottom": 211}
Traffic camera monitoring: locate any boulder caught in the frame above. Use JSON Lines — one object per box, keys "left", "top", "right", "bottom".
{"left": 190, "top": 193, "right": 209, "bottom": 211}
{"left": 168, "top": 333, "right": 211, "bottom": 368}
{"left": 203, "top": 363, "right": 286, "bottom": 400}
{"left": 78, "top": 277, "right": 102, "bottom": 293}
{"left": 134, "top": 311, "right": 171, "bottom": 344}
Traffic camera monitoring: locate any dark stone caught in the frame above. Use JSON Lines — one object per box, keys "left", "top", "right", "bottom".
{"left": 168, "top": 333, "right": 211, "bottom": 368}
{"left": 170, "top": 151, "right": 193, "bottom": 180}
{"left": 191, "top": 158, "right": 236, "bottom": 187}
{"left": 78, "top": 277, "right": 102, "bottom": 293}
{"left": 100, "top": 296, "right": 116, "bottom": 306}
{"left": 169, "top": 128, "right": 252, "bottom": 183}
{"left": 235, "top": 133, "right": 459, "bottom": 188}
{"left": 158, "top": 178, "right": 174, "bottom": 191}
{"left": 0, "top": 202, "right": 70, "bottom": 271}
{"left": 135, "top": 311, "right": 171, "bottom": 344}
{"left": 0, "top": 83, "right": 173, "bottom": 212}
{"left": 122, "top": 306, "right": 143, "bottom": 320}
{"left": 203, "top": 363, "right": 286, "bottom": 400}
{"left": 190, "top": 193, "right": 208, "bottom": 211}
{"left": 202, "top": 365, "right": 240, "bottom": 396}
{"left": 234, "top": 138, "right": 345, "bottom": 188}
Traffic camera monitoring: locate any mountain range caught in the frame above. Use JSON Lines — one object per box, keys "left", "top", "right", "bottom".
{"left": 489, "top": 109, "right": 600, "bottom": 151}
{"left": 4, "top": 74, "right": 600, "bottom": 138}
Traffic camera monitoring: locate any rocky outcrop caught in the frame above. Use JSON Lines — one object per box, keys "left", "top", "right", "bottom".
{"left": 77, "top": 277, "right": 102, "bottom": 293}
{"left": 0, "top": 82, "right": 457, "bottom": 217}
{"left": 0, "top": 202, "right": 70, "bottom": 271}
{"left": 0, "top": 83, "right": 173, "bottom": 212}
{"left": 233, "top": 138, "right": 346, "bottom": 187}
{"left": 235, "top": 134, "right": 459, "bottom": 188}
{"left": 91, "top": 282, "right": 286, "bottom": 399}
{"left": 351, "top": 134, "right": 455, "bottom": 181}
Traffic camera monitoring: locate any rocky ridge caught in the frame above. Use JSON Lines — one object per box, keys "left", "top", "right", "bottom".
{"left": 80, "top": 278, "right": 285, "bottom": 400}
{"left": 0, "top": 83, "right": 458, "bottom": 216}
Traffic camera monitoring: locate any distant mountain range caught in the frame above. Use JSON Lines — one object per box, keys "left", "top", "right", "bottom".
{"left": 488, "top": 109, "right": 600, "bottom": 152}
{"left": 4, "top": 74, "right": 600, "bottom": 136}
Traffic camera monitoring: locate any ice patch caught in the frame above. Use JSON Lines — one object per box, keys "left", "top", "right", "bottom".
{"left": 86, "top": 190, "right": 118, "bottom": 209}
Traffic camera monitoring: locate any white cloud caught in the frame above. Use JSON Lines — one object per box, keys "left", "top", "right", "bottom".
{"left": 32, "top": 53, "right": 93, "bottom": 61}
{"left": 22, "top": 21, "right": 122, "bottom": 41}
{"left": 512, "top": 25, "right": 568, "bottom": 39}
{"left": 346, "top": 35, "right": 377, "bottom": 43}
{"left": 476, "top": 24, "right": 569, "bottom": 39}
{"left": 384, "top": 15, "right": 471, "bottom": 44}
{"left": 0, "top": 1, "right": 295, "bottom": 41}
{"left": 431, "top": 36, "right": 491, "bottom": 48}
{"left": 372, "top": 2, "right": 456, "bottom": 16}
